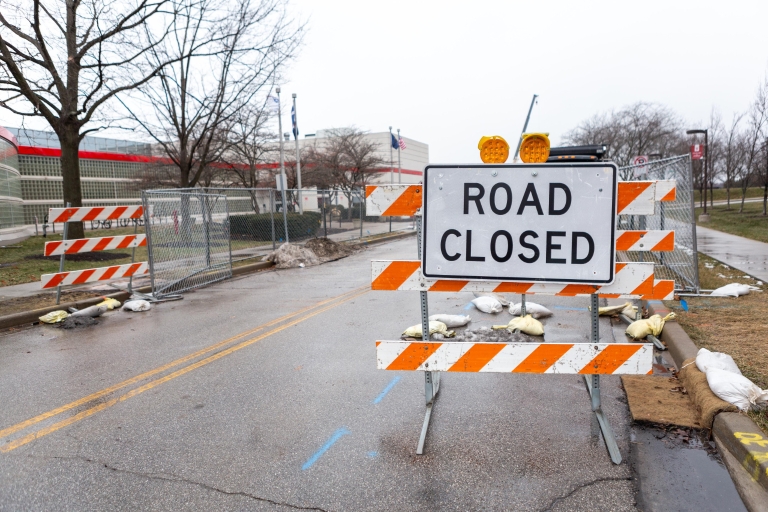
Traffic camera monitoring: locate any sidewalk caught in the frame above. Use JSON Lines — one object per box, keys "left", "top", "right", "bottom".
{"left": 696, "top": 225, "right": 768, "bottom": 282}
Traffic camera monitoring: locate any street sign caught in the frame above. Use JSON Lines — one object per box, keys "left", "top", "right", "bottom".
{"left": 690, "top": 144, "right": 704, "bottom": 160}
{"left": 632, "top": 155, "right": 649, "bottom": 177}
{"left": 421, "top": 164, "right": 618, "bottom": 284}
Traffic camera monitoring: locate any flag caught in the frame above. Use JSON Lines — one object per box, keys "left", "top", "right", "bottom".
{"left": 267, "top": 95, "right": 279, "bottom": 113}
{"left": 391, "top": 133, "right": 399, "bottom": 150}
{"left": 291, "top": 104, "right": 298, "bottom": 138}
{"left": 399, "top": 136, "right": 406, "bottom": 150}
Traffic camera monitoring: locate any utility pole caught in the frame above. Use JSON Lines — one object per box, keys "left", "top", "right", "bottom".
{"left": 389, "top": 126, "right": 394, "bottom": 184}
{"left": 277, "top": 87, "right": 289, "bottom": 241}
{"left": 292, "top": 93, "right": 302, "bottom": 214}
{"left": 513, "top": 94, "right": 538, "bottom": 162}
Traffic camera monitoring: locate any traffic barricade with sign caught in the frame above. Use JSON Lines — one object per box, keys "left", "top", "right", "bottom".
{"left": 41, "top": 205, "right": 149, "bottom": 304}
{"left": 366, "top": 163, "right": 676, "bottom": 463}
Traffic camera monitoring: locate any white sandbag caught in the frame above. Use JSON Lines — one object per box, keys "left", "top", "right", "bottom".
{"left": 710, "top": 283, "right": 759, "bottom": 297}
{"left": 705, "top": 367, "right": 768, "bottom": 412}
{"left": 695, "top": 347, "right": 742, "bottom": 375}
{"left": 508, "top": 302, "right": 552, "bottom": 319}
{"left": 428, "top": 314, "right": 471, "bottom": 328}
{"left": 626, "top": 313, "right": 675, "bottom": 339}
{"left": 492, "top": 315, "right": 544, "bottom": 336}
{"left": 472, "top": 292, "right": 509, "bottom": 306}
{"left": 471, "top": 296, "right": 503, "bottom": 314}
{"left": 122, "top": 300, "right": 151, "bottom": 312}
{"left": 402, "top": 321, "right": 455, "bottom": 338}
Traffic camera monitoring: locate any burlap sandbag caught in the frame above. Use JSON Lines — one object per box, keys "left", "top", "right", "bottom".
{"left": 678, "top": 357, "right": 738, "bottom": 429}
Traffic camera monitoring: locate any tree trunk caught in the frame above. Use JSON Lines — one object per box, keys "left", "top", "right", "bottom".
{"left": 726, "top": 183, "right": 731, "bottom": 210}
{"left": 58, "top": 124, "right": 85, "bottom": 239}
{"left": 763, "top": 181, "right": 767, "bottom": 216}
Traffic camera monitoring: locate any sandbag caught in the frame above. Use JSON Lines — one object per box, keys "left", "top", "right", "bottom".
{"left": 471, "top": 296, "right": 503, "bottom": 314}
{"left": 122, "top": 300, "right": 151, "bottom": 312}
{"left": 70, "top": 305, "right": 108, "bottom": 318}
{"left": 591, "top": 301, "right": 637, "bottom": 318}
{"left": 695, "top": 347, "right": 741, "bottom": 375}
{"left": 39, "top": 310, "right": 69, "bottom": 324}
{"left": 96, "top": 297, "right": 121, "bottom": 310}
{"left": 492, "top": 315, "right": 544, "bottom": 336}
{"left": 508, "top": 302, "right": 552, "bottom": 319}
{"left": 402, "top": 321, "right": 455, "bottom": 339}
{"left": 428, "top": 314, "right": 471, "bottom": 328}
{"left": 705, "top": 367, "right": 768, "bottom": 412}
{"left": 473, "top": 292, "right": 509, "bottom": 306}
{"left": 710, "top": 283, "right": 760, "bottom": 297}
{"left": 626, "top": 313, "right": 676, "bottom": 339}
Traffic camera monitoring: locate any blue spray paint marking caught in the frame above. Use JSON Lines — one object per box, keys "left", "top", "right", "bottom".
{"left": 463, "top": 302, "right": 475, "bottom": 311}
{"left": 553, "top": 306, "right": 589, "bottom": 311}
{"left": 367, "top": 451, "right": 378, "bottom": 458}
{"left": 373, "top": 376, "right": 401, "bottom": 404}
{"left": 302, "top": 428, "right": 350, "bottom": 470}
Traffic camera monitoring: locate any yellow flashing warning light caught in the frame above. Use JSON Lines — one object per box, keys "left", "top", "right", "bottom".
{"left": 519, "top": 133, "right": 550, "bottom": 163}
{"left": 478, "top": 136, "right": 509, "bottom": 164}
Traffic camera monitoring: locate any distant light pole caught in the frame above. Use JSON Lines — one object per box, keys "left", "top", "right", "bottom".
{"left": 687, "top": 129, "right": 709, "bottom": 217}
{"left": 397, "top": 128, "right": 402, "bottom": 183}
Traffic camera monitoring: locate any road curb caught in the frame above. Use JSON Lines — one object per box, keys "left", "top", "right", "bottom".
{"left": 356, "top": 229, "right": 416, "bottom": 246}
{"left": 645, "top": 299, "right": 768, "bottom": 509}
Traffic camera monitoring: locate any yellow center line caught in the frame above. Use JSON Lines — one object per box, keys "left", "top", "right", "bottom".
{"left": 0, "top": 285, "right": 369, "bottom": 441}
{"left": 1, "top": 287, "right": 370, "bottom": 453}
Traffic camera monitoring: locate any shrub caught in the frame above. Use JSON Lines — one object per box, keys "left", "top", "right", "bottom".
{"left": 230, "top": 211, "right": 321, "bottom": 241}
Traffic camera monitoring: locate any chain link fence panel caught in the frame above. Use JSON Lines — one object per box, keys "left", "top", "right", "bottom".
{"left": 143, "top": 190, "right": 232, "bottom": 298}
{"left": 617, "top": 154, "right": 699, "bottom": 292}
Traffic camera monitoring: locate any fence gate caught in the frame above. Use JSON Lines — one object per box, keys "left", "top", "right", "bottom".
{"left": 142, "top": 190, "right": 232, "bottom": 298}
{"left": 618, "top": 155, "right": 699, "bottom": 292}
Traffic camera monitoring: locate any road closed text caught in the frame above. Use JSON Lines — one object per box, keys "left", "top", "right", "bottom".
{"left": 422, "top": 165, "right": 617, "bottom": 283}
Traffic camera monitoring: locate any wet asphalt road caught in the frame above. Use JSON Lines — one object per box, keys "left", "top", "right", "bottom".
{"left": 0, "top": 237, "right": 745, "bottom": 511}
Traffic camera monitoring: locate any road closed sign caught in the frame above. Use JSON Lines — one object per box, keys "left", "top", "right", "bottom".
{"left": 422, "top": 164, "right": 618, "bottom": 284}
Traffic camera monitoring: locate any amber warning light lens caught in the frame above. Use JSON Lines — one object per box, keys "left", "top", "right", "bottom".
{"left": 519, "top": 133, "right": 550, "bottom": 163}
{"left": 478, "top": 136, "right": 509, "bottom": 164}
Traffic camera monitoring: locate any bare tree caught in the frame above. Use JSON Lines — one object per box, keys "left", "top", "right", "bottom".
{"left": 119, "top": 0, "right": 303, "bottom": 191}
{"left": 719, "top": 113, "right": 746, "bottom": 210}
{"left": 739, "top": 79, "right": 768, "bottom": 213}
{"left": 306, "top": 128, "right": 383, "bottom": 219}
{"left": 0, "top": 0, "right": 175, "bottom": 238}
{"left": 563, "top": 102, "right": 687, "bottom": 176}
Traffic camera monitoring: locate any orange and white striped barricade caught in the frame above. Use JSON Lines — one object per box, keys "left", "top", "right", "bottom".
{"left": 368, "top": 164, "right": 676, "bottom": 462}
{"left": 43, "top": 205, "right": 149, "bottom": 304}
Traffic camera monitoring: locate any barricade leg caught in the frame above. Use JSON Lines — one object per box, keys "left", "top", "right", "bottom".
{"left": 584, "top": 293, "right": 622, "bottom": 464}
{"left": 417, "top": 289, "right": 439, "bottom": 455}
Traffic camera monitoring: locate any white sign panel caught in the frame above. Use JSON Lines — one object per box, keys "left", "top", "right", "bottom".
{"left": 422, "top": 164, "right": 618, "bottom": 284}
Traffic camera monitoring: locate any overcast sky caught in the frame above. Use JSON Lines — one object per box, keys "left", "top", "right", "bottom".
{"left": 4, "top": 0, "right": 768, "bottom": 164}
{"left": 279, "top": 0, "right": 768, "bottom": 163}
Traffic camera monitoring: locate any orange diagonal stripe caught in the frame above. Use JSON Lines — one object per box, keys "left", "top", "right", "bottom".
{"left": 372, "top": 261, "right": 421, "bottom": 290}
{"left": 616, "top": 231, "right": 645, "bottom": 251}
{"left": 365, "top": 185, "right": 377, "bottom": 198}
{"left": 615, "top": 262, "right": 627, "bottom": 272}
{"left": 651, "top": 232, "right": 674, "bottom": 252}
{"left": 630, "top": 274, "right": 655, "bottom": 295}
{"left": 108, "top": 206, "right": 128, "bottom": 220}
{"left": 72, "top": 269, "right": 96, "bottom": 284}
{"left": 557, "top": 284, "right": 599, "bottom": 296}
{"left": 579, "top": 344, "right": 643, "bottom": 374}
{"left": 660, "top": 188, "right": 676, "bottom": 202}
{"left": 43, "top": 272, "right": 68, "bottom": 288}
{"left": 44, "top": 241, "right": 62, "bottom": 256}
{"left": 513, "top": 344, "right": 574, "bottom": 373}
{"left": 82, "top": 208, "right": 104, "bottom": 221}
{"left": 92, "top": 237, "right": 113, "bottom": 252}
{"left": 448, "top": 343, "right": 506, "bottom": 372}
{"left": 383, "top": 186, "right": 422, "bottom": 216}
{"left": 493, "top": 282, "right": 534, "bottom": 293}
{"left": 66, "top": 239, "right": 89, "bottom": 254}
{"left": 386, "top": 342, "right": 442, "bottom": 371}
{"left": 429, "top": 280, "right": 468, "bottom": 292}
{"left": 617, "top": 182, "right": 652, "bottom": 213}
{"left": 116, "top": 236, "right": 134, "bottom": 249}
{"left": 645, "top": 280, "right": 675, "bottom": 300}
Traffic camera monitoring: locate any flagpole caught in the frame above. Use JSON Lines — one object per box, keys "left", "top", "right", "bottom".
{"left": 292, "top": 93, "right": 302, "bottom": 214}
{"left": 397, "top": 128, "right": 401, "bottom": 184}
{"left": 389, "top": 126, "right": 394, "bottom": 184}
{"left": 276, "top": 87, "right": 289, "bottom": 241}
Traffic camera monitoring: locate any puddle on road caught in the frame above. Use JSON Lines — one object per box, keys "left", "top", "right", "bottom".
{"left": 630, "top": 423, "right": 747, "bottom": 512}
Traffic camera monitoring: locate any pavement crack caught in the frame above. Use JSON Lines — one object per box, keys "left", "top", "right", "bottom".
{"left": 540, "top": 476, "right": 631, "bottom": 512}
{"left": 28, "top": 454, "right": 330, "bottom": 511}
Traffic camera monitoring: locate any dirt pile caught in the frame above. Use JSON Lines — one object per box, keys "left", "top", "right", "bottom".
{"left": 267, "top": 238, "right": 363, "bottom": 269}
{"left": 304, "top": 238, "right": 362, "bottom": 262}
